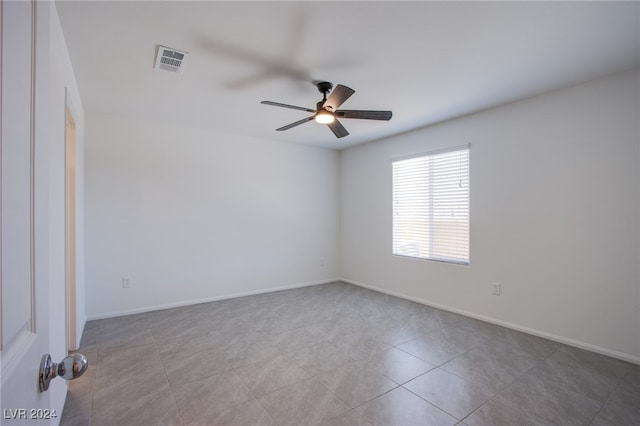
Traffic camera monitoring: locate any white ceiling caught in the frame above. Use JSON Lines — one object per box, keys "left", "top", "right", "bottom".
{"left": 56, "top": 1, "right": 640, "bottom": 150}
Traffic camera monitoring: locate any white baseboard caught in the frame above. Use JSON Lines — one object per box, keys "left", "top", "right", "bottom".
{"left": 340, "top": 277, "right": 640, "bottom": 365}
{"left": 87, "top": 278, "right": 340, "bottom": 320}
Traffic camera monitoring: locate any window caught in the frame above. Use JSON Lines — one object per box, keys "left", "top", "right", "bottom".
{"left": 392, "top": 146, "right": 469, "bottom": 265}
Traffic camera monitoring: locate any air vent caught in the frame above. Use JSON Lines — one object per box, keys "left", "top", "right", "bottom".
{"left": 154, "top": 45, "right": 188, "bottom": 73}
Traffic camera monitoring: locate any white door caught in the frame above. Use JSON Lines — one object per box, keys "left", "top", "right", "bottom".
{"left": 1, "top": 1, "right": 65, "bottom": 423}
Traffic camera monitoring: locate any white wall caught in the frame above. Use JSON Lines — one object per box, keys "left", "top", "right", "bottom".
{"left": 340, "top": 69, "right": 640, "bottom": 362}
{"left": 85, "top": 115, "right": 339, "bottom": 318}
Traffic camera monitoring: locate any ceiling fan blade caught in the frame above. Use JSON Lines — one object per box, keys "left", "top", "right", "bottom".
{"left": 323, "top": 84, "right": 355, "bottom": 111}
{"left": 276, "top": 116, "right": 314, "bottom": 131}
{"left": 227, "top": 70, "right": 280, "bottom": 89}
{"left": 336, "top": 110, "right": 393, "bottom": 121}
{"left": 327, "top": 119, "right": 349, "bottom": 138}
{"left": 199, "top": 38, "right": 313, "bottom": 85}
{"left": 261, "top": 101, "right": 315, "bottom": 113}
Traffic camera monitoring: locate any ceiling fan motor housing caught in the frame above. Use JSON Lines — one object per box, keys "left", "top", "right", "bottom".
{"left": 316, "top": 81, "right": 333, "bottom": 95}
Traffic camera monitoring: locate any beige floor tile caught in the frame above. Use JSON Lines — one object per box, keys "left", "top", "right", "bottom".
{"left": 286, "top": 341, "right": 359, "bottom": 376}
{"left": 91, "top": 387, "right": 181, "bottom": 426}
{"left": 184, "top": 399, "right": 276, "bottom": 426}
{"left": 160, "top": 346, "right": 233, "bottom": 386}
{"left": 321, "top": 409, "right": 374, "bottom": 426}
{"left": 235, "top": 353, "right": 309, "bottom": 396}
{"left": 316, "top": 363, "right": 398, "bottom": 408}
{"left": 61, "top": 282, "right": 637, "bottom": 426}
{"left": 363, "top": 347, "right": 435, "bottom": 384}
{"left": 356, "top": 387, "right": 457, "bottom": 426}
{"left": 171, "top": 370, "right": 254, "bottom": 424}
{"left": 404, "top": 368, "right": 495, "bottom": 420}
{"left": 258, "top": 377, "right": 350, "bottom": 426}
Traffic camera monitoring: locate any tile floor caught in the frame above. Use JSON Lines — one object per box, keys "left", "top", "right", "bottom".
{"left": 61, "top": 281, "right": 639, "bottom": 426}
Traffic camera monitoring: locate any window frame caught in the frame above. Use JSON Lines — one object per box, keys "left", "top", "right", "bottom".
{"left": 391, "top": 144, "right": 470, "bottom": 266}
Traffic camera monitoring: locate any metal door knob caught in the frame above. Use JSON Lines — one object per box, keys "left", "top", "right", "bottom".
{"left": 39, "top": 353, "right": 88, "bottom": 392}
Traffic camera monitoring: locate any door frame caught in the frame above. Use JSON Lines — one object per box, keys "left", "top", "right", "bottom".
{"left": 65, "top": 94, "right": 78, "bottom": 352}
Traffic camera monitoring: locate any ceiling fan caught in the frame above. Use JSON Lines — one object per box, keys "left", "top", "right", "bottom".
{"left": 261, "top": 81, "right": 392, "bottom": 138}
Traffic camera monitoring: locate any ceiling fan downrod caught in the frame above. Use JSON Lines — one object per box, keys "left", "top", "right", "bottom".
{"left": 316, "top": 81, "right": 333, "bottom": 107}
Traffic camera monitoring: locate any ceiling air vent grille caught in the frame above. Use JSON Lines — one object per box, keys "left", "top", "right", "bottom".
{"left": 154, "top": 45, "right": 188, "bottom": 73}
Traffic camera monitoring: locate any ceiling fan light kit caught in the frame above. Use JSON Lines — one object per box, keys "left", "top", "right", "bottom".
{"left": 315, "top": 109, "right": 334, "bottom": 124}
{"left": 261, "top": 81, "right": 392, "bottom": 139}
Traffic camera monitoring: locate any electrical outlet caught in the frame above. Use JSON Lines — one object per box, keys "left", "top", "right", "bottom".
{"left": 492, "top": 282, "right": 501, "bottom": 296}
{"left": 320, "top": 258, "right": 325, "bottom": 267}
{"left": 122, "top": 277, "right": 132, "bottom": 288}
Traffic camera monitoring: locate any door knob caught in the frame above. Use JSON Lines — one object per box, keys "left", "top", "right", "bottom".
{"left": 39, "top": 353, "right": 88, "bottom": 392}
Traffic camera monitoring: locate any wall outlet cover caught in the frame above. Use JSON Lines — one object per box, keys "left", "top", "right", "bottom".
{"left": 492, "top": 282, "right": 501, "bottom": 296}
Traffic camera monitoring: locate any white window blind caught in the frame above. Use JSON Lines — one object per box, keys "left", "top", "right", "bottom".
{"left": 392, "top": 146, "right": 469, "bottom": 265}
